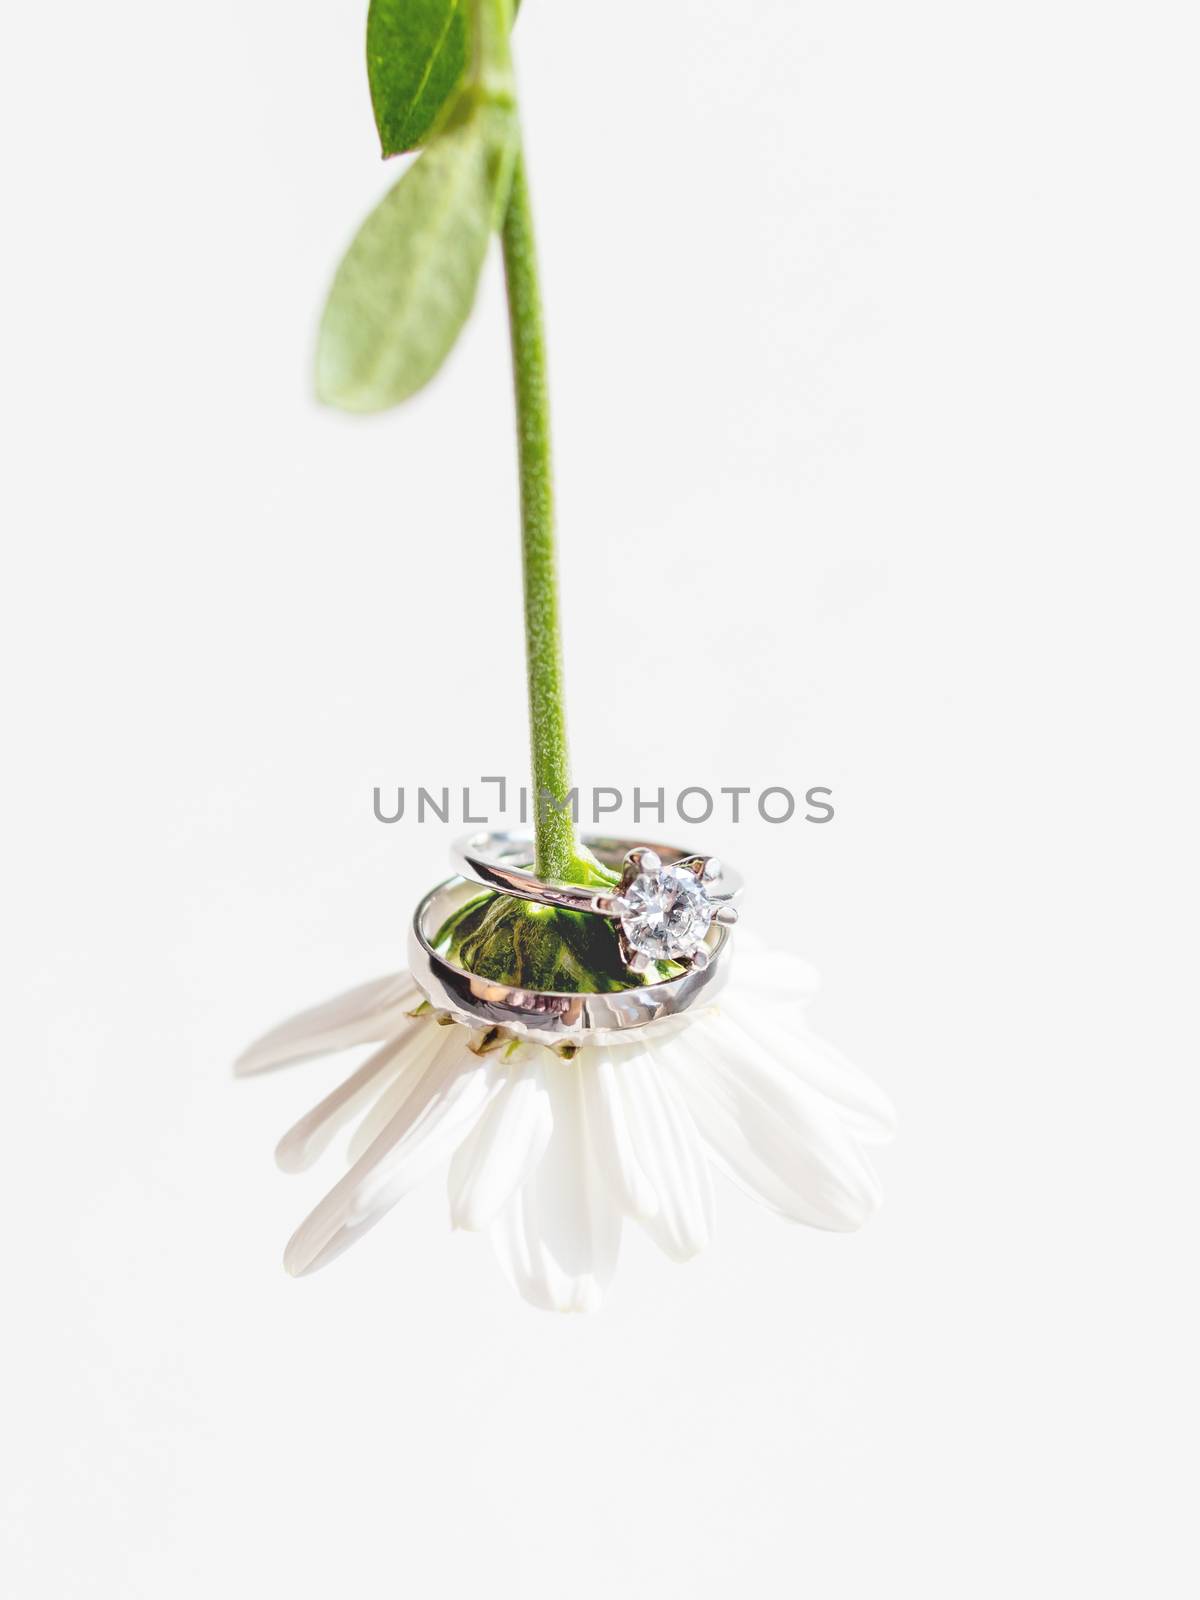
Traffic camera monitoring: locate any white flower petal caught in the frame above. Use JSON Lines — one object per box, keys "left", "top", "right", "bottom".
{"left": 664, "top": 1064, "right": 823, "bottom": 1223}
{"left": 344, "top": 1020, "right": 449, "bottom": 1163}
{"left": 488, "top": 1060, "right": 621, "bottom": 1313}
{"left": 346, "top": 1044, "right": 500, "bottom": 1223}
{"left": 273, "top": 1021, "right": 425, "bottom": 1173}
{"left": 659, "top": 1024, "right": 883, "bottom": 1231}
{"left": 616, "top": 1049, "right": 714, "bottom": 1261}
{"left": 579, "top": 1048, "right": 660, "bottom": 1220}
{"left": 236, "top": 973, "right": 419, "bottom": 1076}
{"left": 447, "top": 1051, "right": 552, "bottom": 1231}
{"left": 715, "top": 1002, "right": 896, "bottom": 1144}
{"left": 283, "top": 1026, "right": 497, "bottom": 1276}
{"left": 657, "top": 1041, "right": 836, "bottom": 1225}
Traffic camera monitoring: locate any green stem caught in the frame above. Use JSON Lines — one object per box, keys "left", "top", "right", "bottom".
{"left": 501, "top": 150, "right": 580, "bottom": 883}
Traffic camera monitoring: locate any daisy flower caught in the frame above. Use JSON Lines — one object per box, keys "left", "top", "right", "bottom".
{"left": 236, "top": 941, "right": 894, "bottom": 1312}
{"left": 264, "top": 0, "right": 890, "bottom": 1316}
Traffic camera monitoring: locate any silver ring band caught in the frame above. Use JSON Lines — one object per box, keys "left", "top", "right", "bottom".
{"left": 453, "top": 831, "right": 741, "bottom": 913}
{"left": 407, "top": 876, "right": 733, "bottom": 1042}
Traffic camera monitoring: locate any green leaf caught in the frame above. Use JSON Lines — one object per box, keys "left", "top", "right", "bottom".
{"left": 316, "top": 107, "right": 516, "bottom": 413}
{"left": 367, "top": 0, "right": 467, "bottom": 158}
{"left": 367, "top": 0, "right": 520, "bottom": 158}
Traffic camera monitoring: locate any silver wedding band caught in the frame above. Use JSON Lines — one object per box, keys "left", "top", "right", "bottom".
{"left": 408, "top": 876, "right": 733, "bottom": 1043}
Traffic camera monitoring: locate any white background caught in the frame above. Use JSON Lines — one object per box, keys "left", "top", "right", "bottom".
{"left": 4, "top": 0, "right": 1198, "bottom": 1594}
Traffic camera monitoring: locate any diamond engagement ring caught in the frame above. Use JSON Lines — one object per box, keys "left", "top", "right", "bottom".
{"left": 451, "top": 831, "right": 742, "bottom": 975}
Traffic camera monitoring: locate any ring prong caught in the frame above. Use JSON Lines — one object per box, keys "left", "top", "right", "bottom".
{"left": 591, "top": 893, "right": 627, "bottom": 917}
{"left": 625, "top": 845, "right": 662, "bottom": 877}
{"left": 689, "top": 945, "right": 710, "bottom": 971}
{"left": 702, "top": 856, "right": 723, "bottom": 883}
{"left": 715, "top": 904, "right": 740, "bottom": 927}
{"left": 626, "top": 950, "right": 652, "bottom": 975}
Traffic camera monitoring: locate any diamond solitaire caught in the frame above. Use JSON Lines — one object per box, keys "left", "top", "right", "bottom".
{"left": 622, "top": 861, "right": 714, "bottom": 960}
{"left": 592, "top": 847, "right": 740, "bottom": 975}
